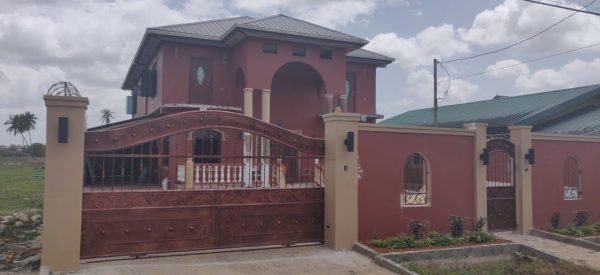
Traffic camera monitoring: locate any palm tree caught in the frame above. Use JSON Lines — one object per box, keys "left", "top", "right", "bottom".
{"left": 22, "top": 112, "right": 37, "bottom": 145}
{"left": 5, "top": 114, "right": 28, "bottom": 146}
{"left": 100, "top": 108, "right": 114, "bottom": 125}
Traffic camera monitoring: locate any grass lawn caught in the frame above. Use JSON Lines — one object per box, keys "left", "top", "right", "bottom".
{"left": 408, "top": 259, "right": 600, "bottom": 275}
{"left": 0, "top": 164, "right": 44, "bottom": 215}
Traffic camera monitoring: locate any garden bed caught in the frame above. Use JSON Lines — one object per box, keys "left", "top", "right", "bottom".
{"left": 530, "top": 228, "right": 600, "bottom": 251}
{"left": 407, "top": 258, "right": 600, "bottom": 275}
{"left": 365, "top": 238, "right": 511, "bottom": 253}
{"left": 365, "top": 231, "right": 506, "bottom": 253}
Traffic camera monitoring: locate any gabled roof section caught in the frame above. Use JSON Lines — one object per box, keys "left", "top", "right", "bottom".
{"left": 148, "top": 16, "right": 254, "bottom": 40}
{"left": 236, "top": 14, "right": 368, "bottom": 45}
{"left": 347, "top": 48, "right": 395, "bottom": 67}
{"left": 381, "top": 85, "right": 600, "bottom": 129}
{"left": 535, "top": 106, "right": 600, "bottom": 135}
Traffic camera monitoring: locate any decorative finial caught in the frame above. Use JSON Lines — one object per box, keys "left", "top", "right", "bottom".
{"left": 47, "top": 81, "right": 81, "bottom": 97}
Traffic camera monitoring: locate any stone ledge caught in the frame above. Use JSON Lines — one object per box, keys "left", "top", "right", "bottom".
{"left": 530, "top": 228, "right": 600, "bottom": 251}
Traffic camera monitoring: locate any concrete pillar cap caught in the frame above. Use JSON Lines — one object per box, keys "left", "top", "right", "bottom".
{"left": 261, "top": 89, "right": 271, "bottom": 93}
{"left": 243, "top": 87, "right": 254, "bottom": 92}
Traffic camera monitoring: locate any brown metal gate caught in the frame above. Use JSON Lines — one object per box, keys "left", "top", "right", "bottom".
{"left": 486, "top": 139, "right": 516, "bottom": 231}
{"left": 80, "top": 110, "right": 325, "bottom": 258}
{"left": 80, "top": 188, "right": 323, "bottom": 258}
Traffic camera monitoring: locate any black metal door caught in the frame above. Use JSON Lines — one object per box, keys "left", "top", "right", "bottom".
{"left": 486, "top": 139, "right": 516, "bottom": 231}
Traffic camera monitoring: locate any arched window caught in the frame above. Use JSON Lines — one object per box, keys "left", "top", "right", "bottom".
{"left": 403, "top": 153, "right": 430, "bottom": 206}
{"left": 563, "top": 157, "right": 582, "bottom": 199}
{"left": 193, "top": 130, "right": 222, "bottom": 163}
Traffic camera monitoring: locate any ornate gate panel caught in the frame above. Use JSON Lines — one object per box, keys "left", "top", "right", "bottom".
{"left": 486, "top": 139, "right": 516, "bottom": 231}
{"left": 80, "top": 188, "right": 323, "bottom": 258}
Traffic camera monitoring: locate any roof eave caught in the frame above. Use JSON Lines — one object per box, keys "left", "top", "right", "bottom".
{"left": 346, "top": 56, "right": 394, "bottom": 67}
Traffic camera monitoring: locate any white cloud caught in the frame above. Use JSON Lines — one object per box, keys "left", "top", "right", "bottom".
{"left": 458, "top": 0, "right": 600, "bottom": 54}
{"left": 486, "top": 59, "right": 530, "bottom": 79}
{"left": 230, "top": 0, "right": 377, "bottom": 28}
{"left": 366, "top": 24, "right": 470, "bottom": 68}
{"left": 404, "top": 68, "right": 479, "bottom": 106}
{"left": 515, "top": 58, "right": 600, "bottom": 91}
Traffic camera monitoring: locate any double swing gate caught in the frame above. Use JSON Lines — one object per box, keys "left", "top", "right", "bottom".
{"left": 80, "top": 111, "right": 325, "bottom": 258}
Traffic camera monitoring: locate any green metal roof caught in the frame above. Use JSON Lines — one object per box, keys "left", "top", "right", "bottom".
{"left": 535, "top": 106, "right": 600, "bottom": 135}
{"left": 381, "top": 85, "right": 600, "bottom": 130}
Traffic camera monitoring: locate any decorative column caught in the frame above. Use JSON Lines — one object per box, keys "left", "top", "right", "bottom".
{"left": 185, "top": 157, "right": 194, "bottom": 189}
{"left": 338, "top": 94, "right": 348, "bottom": 112}
{"left": 509, "top": 126, "right": 533, "bottom": 234}
{"left": 41, "top": 94, "right": 89, "bottom": 272}
{"left": 243, "top": 88, "right": 253, "bottom": 187}
{"left": 464, "top": 123, "right": 488, "bottom": 231}
{"left": 261, "top": 89, "right": 271, "bottom": 187}
{"left": 323, "top": 93, "right": 333, "bottom": 114}
{"left": 322, "top": 112, "right": 361, "bottom": 250}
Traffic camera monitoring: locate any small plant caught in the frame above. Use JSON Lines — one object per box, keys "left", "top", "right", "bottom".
{"left": 550, "top": 212, "right": 561, "bottom": 229}
{"left": 475, "top": 217, "right": 487, "bottom": 232}
{"left": 465, "top": 231, "right": 497, "bottom": 243}
{"left": 574, "top": 211, "right": 589, "bottom": 227}
{"left": 449, "top": 215, "right": 466, "bottom": 237}
{"left": 409, "top": 218, "right": 429, "bottom": 239}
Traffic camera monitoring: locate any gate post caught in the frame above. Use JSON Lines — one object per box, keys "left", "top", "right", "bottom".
{"left": 322, "top": 113, "right": 361, "bottom": 250}
{"left": 41, "top": 95, "right": 88, "bottom": 272}
{"left": 509, "top": 126, "right": 533, "bottom": 234}
{"left": 464, "top": 123, "right": 488, "bottom": 231}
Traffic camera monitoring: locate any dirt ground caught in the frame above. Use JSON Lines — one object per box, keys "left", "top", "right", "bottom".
{"left": 76, "top": 245, "right": 393, "bottom": 275}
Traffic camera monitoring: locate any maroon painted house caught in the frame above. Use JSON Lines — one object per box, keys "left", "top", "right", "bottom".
{"left": 110, "top": 14, "right": 393, "bottom": 187}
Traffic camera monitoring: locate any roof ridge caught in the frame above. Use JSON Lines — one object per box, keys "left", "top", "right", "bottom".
{"left": 150, "top": 16, "right": 254, "bottom": 30}
{"left": 242, "top": 14, "right": 364, "bottom": 41}
{"left": 404, "top": 84, "right": 600, "bottom": 113}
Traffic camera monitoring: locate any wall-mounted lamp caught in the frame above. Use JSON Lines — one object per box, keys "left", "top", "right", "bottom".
{"left": 525, "top": 148, "right": 535, "bottom": 165}
{"left": 58, "top": 117, "right": 68, "bottom": 143}
{"left": 480, "top": 148, "right": 489, "bottom": 165}
{"left": 344, "top": 132, "right": 354, "bottom": 152}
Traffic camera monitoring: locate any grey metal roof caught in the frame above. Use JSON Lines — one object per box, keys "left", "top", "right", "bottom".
{"left": 381, "top": 84, "right": 600, "bottom": 131}
{"left": 150, "top": 16, "right": 253, "bottom": 40}
{"left": 347, "top": 48, "right": 395, "bottom": 61}
{"left": 237, "top": 15, "right": 368, "bottom": 44}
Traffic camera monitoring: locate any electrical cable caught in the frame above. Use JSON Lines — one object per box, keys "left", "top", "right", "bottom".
{"left": 442, "top": 0, "right": 597, "bottom": 63}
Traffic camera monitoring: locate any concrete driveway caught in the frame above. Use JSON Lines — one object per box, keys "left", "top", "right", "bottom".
{"left": 75, "top": 245, "right": 393, "bottom": 275}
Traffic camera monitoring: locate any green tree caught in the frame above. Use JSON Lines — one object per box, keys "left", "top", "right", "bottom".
{"left": 100, "top": 108, "right": 114, "bottom": 125}
{"left": 5, "top": 114, "right": 28, "bottom": 146}
{"left": 22, "top": 111, "right": 37, "bottom": 145}
{"left": 28, "top": 143, "right": 45, "bottom": 157}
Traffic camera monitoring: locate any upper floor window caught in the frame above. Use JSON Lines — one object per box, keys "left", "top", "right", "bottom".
{"left": 563, "top": 157, "right": 582, "bottom": 200}
{"left": 292, "top": 46, "right": 306, "bottom": 57}
{"left": 403, "top": 153, "right": 430, "bottom": 206}
{"left": 262, "top": 42, "right": 278, "bottom": 54}
{"left": 320, "top": 48, "right": 332, "bottom": 60}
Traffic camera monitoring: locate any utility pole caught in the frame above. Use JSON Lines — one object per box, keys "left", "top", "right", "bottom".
{"left": 433, "top": 58, "right": 438, "bottom": 127}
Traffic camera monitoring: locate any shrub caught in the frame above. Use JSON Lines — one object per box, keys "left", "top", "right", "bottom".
{"left": 574, "top": 211, "right": 590, "bottom": 227}
{"left": 556, "top": 227, "right": 584, "bottom": 237}
{"left": 550, "top": 212, "right": 561, "bottom": 229}
{"left": 465, "top": 231, "right": 496, "bottom": 243}
{"left": 27, "top": 143, "right": 45, "bottom": 157}
{"left": 593, "top": 223, "right": 600, "bottom": 232}
{"left": 475, "top": 217, "right": 487, "bottom": 232}
{"left": 449, "top": 215, "right": 466, "bottom": 237}
{"left": 409, "top": 219, "right": 429, "bottom": 239}
{"left": 580, "top": 225, "right": 595, "bottom": 236}
{"left": 429, "top": 232, "right": 461, "bottom": 246}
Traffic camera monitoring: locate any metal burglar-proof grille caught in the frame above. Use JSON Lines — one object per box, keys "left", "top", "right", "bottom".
{"left": 563, "top": 157, "right": 582, "bottom": 199}
{"left": 403, "top": 153, "right": 429, "bottom": 206}
{"left": 486, "top": 150, "right": 514, "bottom": 187}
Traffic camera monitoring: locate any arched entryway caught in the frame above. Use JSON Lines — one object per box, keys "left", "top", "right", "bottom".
{"left": 270, "top": 62, "right": 326, "bottom": 138}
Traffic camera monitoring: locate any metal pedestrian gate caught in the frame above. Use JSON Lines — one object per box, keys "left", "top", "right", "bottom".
{"left": 486, "top": 138, "right": 517, "bottom": 231}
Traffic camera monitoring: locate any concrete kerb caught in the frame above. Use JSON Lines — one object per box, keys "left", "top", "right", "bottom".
{"left": 530, "top": 228, "right": 600, "bottom": 251}
{"left": 353, "top": 241, "right": 572, "bottom": 274}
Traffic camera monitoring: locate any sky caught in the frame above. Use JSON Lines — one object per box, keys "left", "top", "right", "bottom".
{"left": 1, "top": 0, "right": 600, "bottom": 145}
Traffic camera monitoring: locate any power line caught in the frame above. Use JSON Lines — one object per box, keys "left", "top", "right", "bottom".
{"left": 437, "top": 62, "right": 451, "bottom": 99}
{"left": 541, "top": 0, "right": 600, "bottom": 11}
{"left": 441, "top": 0, "right": 597, "bottom": 63}
{"left": 524, "top": 0, "right": 600, "bottom": 15}
{"left": 449, "top": 41, "right": 600, "bottom": 81}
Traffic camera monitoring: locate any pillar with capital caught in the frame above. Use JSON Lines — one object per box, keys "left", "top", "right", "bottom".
{"left": 242, "top": 87, "right": 254, "bottom": 187}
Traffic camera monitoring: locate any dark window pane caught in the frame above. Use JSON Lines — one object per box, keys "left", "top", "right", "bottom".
{"left": 320, "top": 49, "right": 332, "bottom": 59}
{"left": 262, "top": 42, "right": 277, "bottom": 54}
{"left": 292, "top": 46, "right": 306, "bottom": 56}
